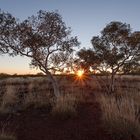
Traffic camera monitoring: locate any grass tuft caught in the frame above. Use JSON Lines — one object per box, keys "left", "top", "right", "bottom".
{"left": 99, "top": 93, "right": 140, "bottom": 139}
{"left": 51, "top": 94, "right": 77, "bottom": 119}
{"left": 0, "top": 121, "right": 16, "bottom": 140}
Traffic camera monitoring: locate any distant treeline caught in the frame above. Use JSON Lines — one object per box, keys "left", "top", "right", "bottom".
{"left": 0, "top": 73, "right": 44, "bottom": 79}
{"left": 0, "top": 71, "right": 140, "bottom": 79}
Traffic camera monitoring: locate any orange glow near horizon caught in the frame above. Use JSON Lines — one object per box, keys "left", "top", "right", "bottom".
{"left": 77, "top": 70, "right": 84, "bottom": 78}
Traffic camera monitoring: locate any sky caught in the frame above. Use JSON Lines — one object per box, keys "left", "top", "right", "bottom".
{"left": 0, "top": 0, "right": 140, "bottom": 74}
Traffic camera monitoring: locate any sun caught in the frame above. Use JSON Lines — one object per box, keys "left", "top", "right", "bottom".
{"left": 77, "top": 70, "right": 84, "bottom": 78}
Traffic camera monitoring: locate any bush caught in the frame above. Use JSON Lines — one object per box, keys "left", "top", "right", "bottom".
{"left": 23, "top": 82, "right": 52, "bottom": 110}
{"left": 0, "top": 121, "right": 16, "bottom": 140}
{"left": 51, "top": 94, "right": 77, "bottom": 119}
{"left": 99, "top": 94, "right": 140, "bottom": 139}
{"left": 0, "top": 134, "right": 16, "bottom": 140}
{"left": 0, "top": 85, "right": 18, "bottom": 114}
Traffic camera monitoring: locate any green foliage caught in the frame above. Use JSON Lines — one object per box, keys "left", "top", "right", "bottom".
{"left": 91, "top": 21, "right": 140, "bottom": 73}
{"left": 77, "top": 21, "right": 140, "bottom": 92}
{"left": 0, "top": 9, "right": 79, "bottom": 73}
{"left": 77, "top": 21, "right": 140, "bottom": 75}
{"left": 76, "top": 48, "right": 100, "bottom": 73}
{"left": 122, "top": 61, "right": 140, "bottom": 75}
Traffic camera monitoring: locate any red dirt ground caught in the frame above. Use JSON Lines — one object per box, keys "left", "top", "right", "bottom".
{"left": 0, "top": 90, "right": 137, "bottom": 140}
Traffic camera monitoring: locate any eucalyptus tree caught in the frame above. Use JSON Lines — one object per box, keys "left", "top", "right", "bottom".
{"left": 76, "top": 48, "right": 100, "bottom": 73}
{"left": 122, "top": 61, "right": 140, "bottom": 74}
{"left": 0, "top": 10, "right": 79, "bottom": 97}
{"left": 77, "top": 21, "right": 140, "bottom": 93}
{"left": 91, "top": 21, "right": 140, "bottom": 92}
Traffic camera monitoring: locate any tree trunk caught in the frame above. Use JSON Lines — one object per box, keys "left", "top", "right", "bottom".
{"left": 110, "top": 71, "right": 115, "bottom": 94}
{"left": 46, "top": 71, "right": 60, "bottom": 98}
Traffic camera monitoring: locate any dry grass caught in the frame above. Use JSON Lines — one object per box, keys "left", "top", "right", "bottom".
{"left": 99, "top": 90, "right": 140, "bottom": 139}
{"left": 0, "top": 85, "right": 18, "bottom": 114}
{"left": 23, "top": 92, "right": 51, "bottom": 110}
{"left": 0, "top": 77, "right": 81, "bottom": 116}
{"left": 51, "top": 94, "right": 77, "bottom": 119}
{"left": 0, "top": 78, "right": 54, "bottom": 113}
{"left": 95, "top": 76, "right": 140, "bottom": 139}
{"left": 0, "top": 121, "right": 16, "bottom": 140}
{"left": 0, "top": 134, "right": 16, "bottom": 140}
{"left": 0, "top": 75, "right": 139, "bottom": 139}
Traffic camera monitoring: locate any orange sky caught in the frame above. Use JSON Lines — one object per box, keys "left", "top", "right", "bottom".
{"left": 0, "top": 55, "right": 40, "bottom": 74}
{"left": 1, "top": 0, "right": 140, "bottom": 74}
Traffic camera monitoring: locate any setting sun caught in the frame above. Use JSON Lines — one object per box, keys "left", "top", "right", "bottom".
{"left": 77, "top": 70, "right": 84, "bottom": 78}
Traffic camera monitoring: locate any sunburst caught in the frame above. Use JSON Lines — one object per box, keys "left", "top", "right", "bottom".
{"left": 77, "top": 70, "right": 84, "bottom": 78}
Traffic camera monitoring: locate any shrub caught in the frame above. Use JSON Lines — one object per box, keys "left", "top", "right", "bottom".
{"left": 23, "top": 92, "right": 51, "bottom": 109}
{"left": 99, "top": 94, "right": 140, "bottom": 139}
{"left": 0, "top": 85, "right": 18, "bottom": 114}
{"left": 0, "top": 134, "right": 16, "bottom": 140}
{"left": 0, "top": 121, "right": 16, "bottom": 140}
{"left": 23, "top": 82, "right": 52, "bottom": 110}
{"left": 51, "top": 94, "right": 77, "bottom": 119}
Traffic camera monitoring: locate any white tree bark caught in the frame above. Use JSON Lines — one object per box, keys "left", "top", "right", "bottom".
{"left": 46, "top": 71, "right": 60, "bottom": 97}
{"left": 110, "top": 70, "right": 115, "bottom": 93}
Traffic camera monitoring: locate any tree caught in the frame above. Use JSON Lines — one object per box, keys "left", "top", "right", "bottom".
{"left": 0, "top": 10, "right": 79, "bottom": 97}
{"left": 76, "top": 48, "right": 100, "bottom": 73}
{"left": 122, "top": 61, "right": 140, "bottom": 74}
{"left": 92, "top": 21, "right": 140, "bottom": 92}
{"left": 77, "top": 21, "right": 140, "bottom": 93}
{"left": 0, "top": 10, "right": 16, "bottom": 54}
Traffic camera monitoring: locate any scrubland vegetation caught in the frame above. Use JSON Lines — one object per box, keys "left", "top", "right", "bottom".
{"left": 92, "top": 76, "right": 140, "bottom": 140}
{"left": 0, "top": 9, "right": 140, "bottom": 140}
{"left": 0, "top": 120, "right": 16, "bottom": 140}
{"left": 0, "top": 76, "right": 78, "bottom": 115}
{"left": 0, "top": 75, "right": 139, "bottom": 140}
{"left": 98, "top": 79, "right": 140, "bottom": 139}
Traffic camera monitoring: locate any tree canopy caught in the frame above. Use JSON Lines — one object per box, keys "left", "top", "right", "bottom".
{"left": 78, "top": 21, "right": 140, "bottom": 74}
{"left": 0, "top": 10, "right": 79, "bottom": 73}
{"left": 0, "top": 9, "right": 140, "bottom": 94}
{"left": 0, "top": 9, "right": 79, "bottom": 97}
{"left": 76, "top": 48, "right": 100, "bottom": 73}
{"left": 77, "top": 21, "right": 140, "bottom": 92}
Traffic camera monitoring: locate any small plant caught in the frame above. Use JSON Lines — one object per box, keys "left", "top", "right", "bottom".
{"left": 99, "top": 94, "right": 140, "bottom": 140}
{"left": 23, "top": 93, "right": 51, "bottom": 109}
{"left": 23, "top": 82, "right": 52, "bottom": 110}
{"left": 0, "top": 121, "right": 16, "bottom": 140}
{"left": 0, "top": 134, "right": 16, "bottom": 140}
{"left": 51, "top": 94, "right": 77, "bottom": 119}
{"left": 0, "top": 86, "right": 18, "bottom": 114}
